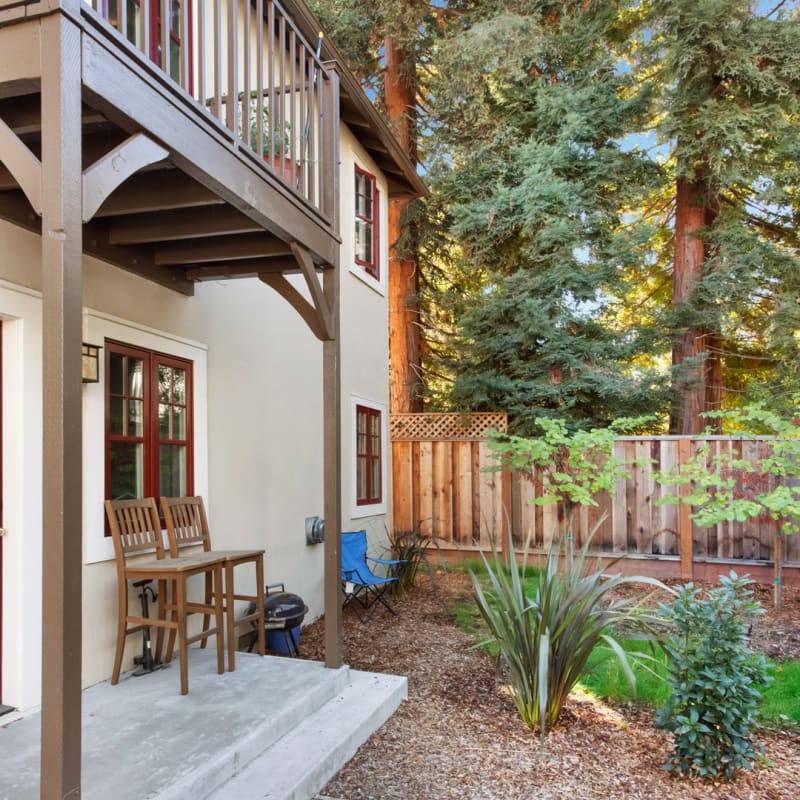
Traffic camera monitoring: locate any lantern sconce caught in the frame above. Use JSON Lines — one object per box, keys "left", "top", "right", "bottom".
{"left": 82, "top": 342, "right": 101, "bottom": 383}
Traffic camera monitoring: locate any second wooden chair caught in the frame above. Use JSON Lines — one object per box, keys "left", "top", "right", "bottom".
{"left": 161, "top": 495, "right": 266, "bottom": 670}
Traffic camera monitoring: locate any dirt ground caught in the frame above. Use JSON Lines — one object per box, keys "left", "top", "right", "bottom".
{"left": 301, "top": 570, "right": 800, "bottom": 800}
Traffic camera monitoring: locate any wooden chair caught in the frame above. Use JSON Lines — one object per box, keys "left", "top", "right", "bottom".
{"left": 105, "top": 497, "right": 226, "bottom": 695}
{"left": 161, "top": 496, "right": 266, "bottom": 671}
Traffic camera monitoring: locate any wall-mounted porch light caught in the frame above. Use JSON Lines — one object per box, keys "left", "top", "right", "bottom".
{"left": 82, "top": 342, "right": 101, "bottom": 383}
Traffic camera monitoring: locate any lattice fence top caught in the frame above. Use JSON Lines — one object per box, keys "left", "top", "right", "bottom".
{"left": 390, "top": 412, "right": 508, "bottom": 441}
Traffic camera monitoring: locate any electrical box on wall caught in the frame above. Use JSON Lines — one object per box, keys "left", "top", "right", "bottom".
{"left": 305, "top": 516, "right": 324, "bottom": 545}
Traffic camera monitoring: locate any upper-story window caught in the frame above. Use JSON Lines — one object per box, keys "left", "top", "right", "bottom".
{"left": 105, "top": 340, "right": 194, "bottom": 507}
{"left": 103, "top": 0, "right": 190, "bottom": 86}
{"left": 354, "top": 166, "right": 380, "bottom": 280}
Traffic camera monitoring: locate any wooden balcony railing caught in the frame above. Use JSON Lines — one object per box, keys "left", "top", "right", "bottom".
{"left": 82, "top": 0, "right": 335, "bottom": 222}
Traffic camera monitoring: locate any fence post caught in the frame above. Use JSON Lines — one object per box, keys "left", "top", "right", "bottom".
{"left": 677, "top": 437, "right": 694, "bottom": 580}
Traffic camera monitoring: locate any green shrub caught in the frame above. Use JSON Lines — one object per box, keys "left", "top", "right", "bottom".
{"left": 657, "top": 572, "right": 772, "bottom": 781}
{"left": 472, "top": 527, "right": 666, "bottom": 737}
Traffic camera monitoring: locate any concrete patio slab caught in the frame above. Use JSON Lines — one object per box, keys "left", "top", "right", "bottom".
{"left": 0, "top": 650, "right": 406, "bottom": 800}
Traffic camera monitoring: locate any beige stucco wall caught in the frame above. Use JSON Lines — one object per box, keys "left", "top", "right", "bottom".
{"left": 0, "top": 120, "right": 394, "bottom": 711}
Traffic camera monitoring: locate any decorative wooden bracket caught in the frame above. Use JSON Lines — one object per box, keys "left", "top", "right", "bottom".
{"left": 82, "top": 133, "right": 168, "bottom": 222}
{"left": 259, "top": 241, "right": 334, "bottom": 341}
{"left": 0, "top": 115, "right": 42, "bottom": 214}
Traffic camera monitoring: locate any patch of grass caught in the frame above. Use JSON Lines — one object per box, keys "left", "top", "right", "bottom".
{"left": 760, "top": 659, "right": 800, "bottom": 728}
{"left": 580, "top": 639, "right": 671, "bottom": 706}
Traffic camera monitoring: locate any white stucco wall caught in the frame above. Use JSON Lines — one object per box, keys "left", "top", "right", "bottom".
{"left": 338, "top": 126, "right": 392, "bottom": 553}
{"left": 0, "top": 122, "right": 396, "bottom": 711}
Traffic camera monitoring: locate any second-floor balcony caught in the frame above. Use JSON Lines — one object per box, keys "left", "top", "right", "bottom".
{"left": 0, "top": 0, "right": 347, "bottom": 293}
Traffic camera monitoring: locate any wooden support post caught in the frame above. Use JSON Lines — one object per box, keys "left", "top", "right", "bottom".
{"left": 39, "top": 14, "right": 83, "bottom": 800}
{"left": 677, "top": 437, "right": 694, "bottom": 580}
{"left": 322, "top": 261, "right": 342, "bottom": 669}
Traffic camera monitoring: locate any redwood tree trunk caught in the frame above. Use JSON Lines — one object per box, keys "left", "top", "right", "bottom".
{"left": 670, "top": 174, "right": 722, "bottom": 434}
{"left": 385, "top": 35, "right": 422, "bottom": 413}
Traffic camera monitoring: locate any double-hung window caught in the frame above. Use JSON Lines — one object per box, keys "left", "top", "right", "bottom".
{"left": 105, "top": 340, "right": 193, "bottom": 507}
{"left": 355, "top": 404, "right": 382, "bottom": 505}
{"left": 354, "top": 166, "right": 380, "bottom": 279}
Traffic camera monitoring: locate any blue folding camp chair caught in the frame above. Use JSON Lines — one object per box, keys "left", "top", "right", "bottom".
{"left": 340, "top": 530, "right": 405, "bottom": 622}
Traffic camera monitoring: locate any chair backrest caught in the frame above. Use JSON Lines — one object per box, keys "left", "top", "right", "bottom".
{"left": 341, "top": 530, "right": 368, "bottom": 576}
{"left": 105, "top": 498, "right": 166, "bottom": 577}
{"left": 160, "top": 496, "right": 212, "bottom": 557}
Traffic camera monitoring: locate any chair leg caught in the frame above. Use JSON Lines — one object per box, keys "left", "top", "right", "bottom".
{"left": 255, "top": 556, "right": 266, "bottom": 657}
{"left": 112, "top": 580, "right": 129, "bottom": 685}
{"left": 154, "top": 578, "right": 168, "bottom": 664}
{"left": 176, "top": 576, "right": 189, "bottom": 695}
{"left": 165, "top": 578, "right": 178, "bottom": 664}
{"left": 214, "top": 563, "right": 225, "bottom": 675}
{"left": 225, "top": 563, "right": 235, "bottom": 671}
{"left": 200, "top": 569, "right": 213, "bottom": 649}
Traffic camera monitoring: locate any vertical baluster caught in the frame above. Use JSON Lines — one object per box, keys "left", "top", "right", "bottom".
{"left": 268, "top": 1, "right": 276, "bottom": 163}
{"left": 298, "top": 45, "right": 306, "bottom": 196}
{"left": 226, "top": 0, "right": 238, "bottom": 135}
{"left": 119, "top": 0, "right": 127, "bottom": 40}
{"left": 256, "top": 0, "right": 265, "bottom": 160}
{"left": 243, "top": 0, "right": 251, "bottom": 146}
{"left": 142, "top": 0, "right": 151, "bottom": 61}
{"left": 308, "top": 51, "right": 316, "bottom": 205}
{"left": 180, "top": 0, "right": 190, "bottom": 93}
{"left": 198, "top": 0, "right": 207, "bottom": 106}
{"left": 213, "top": 0, "right": 223, "bottom": 122}
{"left": 161, "top": 0, "right": 170, "bottom": 82}
{"left": 278, "top": 13, "right": 286, "bottom": 167}
{"left": 289, "top": 29, "right": 296, "bottom": 184}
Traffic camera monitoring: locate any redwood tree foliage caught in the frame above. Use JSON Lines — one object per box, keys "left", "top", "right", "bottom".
{"left": 424, "top": 0, "right": 800, "bottom": 431}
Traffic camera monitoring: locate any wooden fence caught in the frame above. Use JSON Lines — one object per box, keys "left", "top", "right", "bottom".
{"left": 390, "top": 413, "right": 800, "bottom": 573}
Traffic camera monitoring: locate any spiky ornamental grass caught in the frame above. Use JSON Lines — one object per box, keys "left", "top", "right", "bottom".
{"left": 471, "top": 525, "right": 669, "bottom": 738}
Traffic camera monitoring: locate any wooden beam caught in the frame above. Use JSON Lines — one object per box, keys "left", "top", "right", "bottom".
{"left": 322, "top": 262, "right": 342, "bottom": 669}
{"left": 95, "top": 171, "right": 221, "bottom": 217}
{"left": 186, "top": 257, "right": 299, "bottom": 281}
{"left": 107, "top": 205, "right": 263, "bottom": 245}
{"left": 0, "top": 114, "right": 42, "bottom": 214}
{"left": 154, "top": 232, "right": 291, "bottom": 265}
{"left": 83, "top": 133, "right": 169, "bottom": 221}
{"left": 291, "top": 240, "right": 333, "bottom": 340}
{"left": 0, "top": 95, "right": 106, "bottom": 136}
{"left": 39, "top": 14, "right": 83, "bottom": 800}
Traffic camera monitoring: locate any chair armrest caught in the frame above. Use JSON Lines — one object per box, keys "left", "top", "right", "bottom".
{"left": 367, "top": 556, "right": 406, "bottom": 566}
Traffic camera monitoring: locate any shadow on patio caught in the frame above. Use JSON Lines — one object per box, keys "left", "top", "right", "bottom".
{"left": 0, "top": 650, "right": 406, "bottom": 800}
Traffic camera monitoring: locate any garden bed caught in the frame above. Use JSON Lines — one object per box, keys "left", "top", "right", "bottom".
{"left": 302, "top": 571, "right": 800, "bottom": 800}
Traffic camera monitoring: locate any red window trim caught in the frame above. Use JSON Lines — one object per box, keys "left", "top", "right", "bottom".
{"left": 356, "top": 404, "right": 382, "bottom": 506}
{"left": 354, "top": 166, "right": 380, "bottom": 280}
{"left": 104, "top": 340, "right": 194, "bottom": 529}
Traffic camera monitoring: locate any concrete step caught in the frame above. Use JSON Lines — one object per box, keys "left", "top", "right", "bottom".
{"left": 154, "top": 659, "right": 354, "bottom": 800}
{"left": 207, "top": 670, "right": 408, "bottom": 800}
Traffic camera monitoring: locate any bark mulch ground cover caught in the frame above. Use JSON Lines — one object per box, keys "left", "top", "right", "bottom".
{"left": 301, "top": 570, "right": 800, "bottom": 800}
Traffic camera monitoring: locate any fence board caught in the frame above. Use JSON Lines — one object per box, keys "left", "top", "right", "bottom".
{"left": 391, "top": 417, "right": 798, "bottom": 571}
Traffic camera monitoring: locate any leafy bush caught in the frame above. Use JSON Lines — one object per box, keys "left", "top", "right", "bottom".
{"left": 387, "top": 525, "right": 442, "bottom": 592}
{"left": 657, "top": 572, "right": 772, "bottom": 781}
{"left": 472, "top": 527, "right": 666, "bottom": 737}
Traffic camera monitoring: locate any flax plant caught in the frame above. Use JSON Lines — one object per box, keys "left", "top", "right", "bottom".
{"left": 472, "top": 524, "right": 669, "bottom": 738}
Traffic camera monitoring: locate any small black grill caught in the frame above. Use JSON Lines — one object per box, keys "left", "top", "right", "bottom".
{"left": 248, "top": 583, "right": 308, "bottom": 656}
